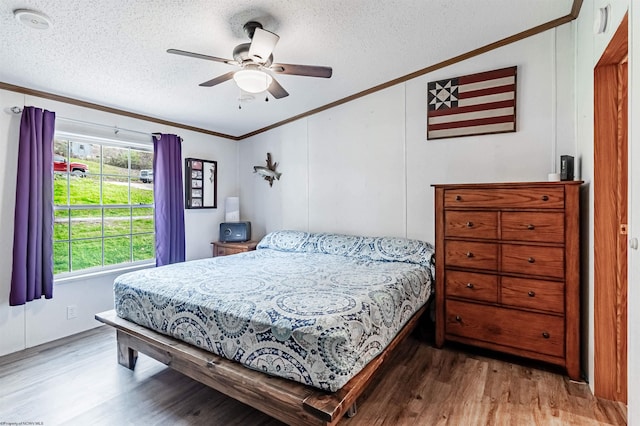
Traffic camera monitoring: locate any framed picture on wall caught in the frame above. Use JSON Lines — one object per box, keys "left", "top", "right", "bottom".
{"left": 426, "top": 66, "right": 517, "bottom": 140}
{"left": 185, "top": 157, "right": 217, "bottom": 209}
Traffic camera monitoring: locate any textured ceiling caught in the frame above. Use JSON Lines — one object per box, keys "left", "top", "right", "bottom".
{"left": 0, "top": 0, "right": 574, "bottom": 138}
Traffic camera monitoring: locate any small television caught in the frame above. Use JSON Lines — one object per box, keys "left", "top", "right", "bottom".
{"left": 219, "top": 222, "right": 251, "bottom": 242}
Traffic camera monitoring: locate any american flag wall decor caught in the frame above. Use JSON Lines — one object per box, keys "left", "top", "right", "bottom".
{"left": 427, "top": 66, "right": 517, "bottom": 140}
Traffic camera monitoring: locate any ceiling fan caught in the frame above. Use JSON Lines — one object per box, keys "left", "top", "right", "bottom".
{"left": 167, "top": 21, "right": 333, "bottom": 99}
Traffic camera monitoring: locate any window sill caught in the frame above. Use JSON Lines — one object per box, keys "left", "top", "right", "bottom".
{"left": 54, "top": 261, "right": 155, "bottom": 285}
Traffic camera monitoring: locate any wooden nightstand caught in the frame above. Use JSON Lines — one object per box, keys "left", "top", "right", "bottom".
{"left": 211, "top": 240, "right": 258, "bottom": 257}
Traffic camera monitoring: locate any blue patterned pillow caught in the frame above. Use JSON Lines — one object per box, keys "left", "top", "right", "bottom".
{"left": 257, "top": 230, "right": 434, "bottom": 268}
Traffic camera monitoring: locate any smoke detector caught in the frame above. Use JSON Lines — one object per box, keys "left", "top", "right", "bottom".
{"left": 14, "top": 9, "right": 52, "bottom": 30}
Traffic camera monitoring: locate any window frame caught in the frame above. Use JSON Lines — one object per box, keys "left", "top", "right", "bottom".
{"left": 53, "top": 131, "right": 155, "bottom": 279}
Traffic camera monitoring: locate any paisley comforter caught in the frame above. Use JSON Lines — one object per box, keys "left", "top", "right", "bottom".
{"left": 114, "top": 230, "right": 434, "bottom": 391}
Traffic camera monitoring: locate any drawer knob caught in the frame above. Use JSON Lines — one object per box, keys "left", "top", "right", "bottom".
{"left": 455, "top": 195, "right": 462, "bottom": 201}
{"left": 466, "top": 252, "right": 474, "bottom": 258}
{"left": 455, "top": 315, "right": 462, "bottom": 322}
{"left": 466, "top": 221, "right": 474, "bottom": 228}
{"left": 542, "top": 332, "right": 550, "bottom": 339}
{"left": 466, "top": 283, "right": 474, "bottom": 289}
{"left": 541, "top": 195, "right": 549, "bottom": 201}
{"left": 527, "top": 224, "right": 535, "bottom": 230}
{"left": 527, "top": 257, "right": 535, "bottom": 263}
{"left": 528, "top": 290, "right": 536, "bottom": 297}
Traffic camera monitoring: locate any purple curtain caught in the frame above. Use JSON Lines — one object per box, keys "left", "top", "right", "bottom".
{"left": 10, "top": 107, "right": 55, "bottom": 306}
{"left": 153, "top": 134, "right": 185, "bottom": 266}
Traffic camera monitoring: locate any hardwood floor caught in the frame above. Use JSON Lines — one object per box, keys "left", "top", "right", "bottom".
{"left": 0, "top": 326, "right": 626, "bottom": 425}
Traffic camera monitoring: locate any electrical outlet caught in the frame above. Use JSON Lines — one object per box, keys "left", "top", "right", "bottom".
{"left": 66, "top": 305, "right": 78, "bottom": 320}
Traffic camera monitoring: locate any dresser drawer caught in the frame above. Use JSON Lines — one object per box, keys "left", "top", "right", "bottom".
{"left": 445, "top": 241, "right": 498, "bottom": 271}
{"left": 445, "top": 211, "right": 498, "bottom": 239}
{"left": 501, "top": 277, "right": 565, "bottom": 313}
{"left": 446, "top": 270, "right": 498, "bottom": 303}
{"left": 501, "top": 244, "right": 564, "bottom": 279}
{"left": 445, "top": 300, "right": 564, "bottom": 357}
{"left": 444, "top": 187, "right": 564, "bottom": 209}
{"left": 502, "top": 212, "right": 564, "bottom": 243}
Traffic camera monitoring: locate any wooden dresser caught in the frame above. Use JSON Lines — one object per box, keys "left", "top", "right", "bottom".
{"left": 432, "top": 181, "right": 581, "bottom": 380}
{"left": 211, "top": 240, "right": 258, "bottom": 257}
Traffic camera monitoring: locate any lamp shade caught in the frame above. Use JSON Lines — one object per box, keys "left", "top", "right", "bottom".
{"left": 233, "top": 69, "right": 273, "bottom": 93}
{"left": 225, "top": 197, "right": 240, "bottom": 222}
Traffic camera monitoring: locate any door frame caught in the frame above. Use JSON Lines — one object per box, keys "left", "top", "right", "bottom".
{"left": 593, "top": 12, "right": 628, "bottom": 403}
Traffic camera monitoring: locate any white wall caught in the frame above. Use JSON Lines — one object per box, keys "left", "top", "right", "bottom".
{"left": 239, "top": 27, "right": 575, "bottom": 244}
{"left": 0, "top": 89, "right": 238, "bottom": 356}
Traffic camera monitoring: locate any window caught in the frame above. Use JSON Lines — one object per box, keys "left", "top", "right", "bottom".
{"left": 53, "top": 132, "right": 155, "bottom": 275}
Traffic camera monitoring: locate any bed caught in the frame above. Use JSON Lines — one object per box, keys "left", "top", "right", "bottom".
{"left": 96, "top": 230, "right": 434, "bottom": 425}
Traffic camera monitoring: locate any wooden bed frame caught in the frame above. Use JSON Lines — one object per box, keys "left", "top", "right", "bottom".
{"left": 96, "top": 305, "right": 426, "bottom": 425}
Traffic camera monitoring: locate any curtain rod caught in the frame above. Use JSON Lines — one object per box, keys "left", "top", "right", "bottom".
{"left": 10, "top": 106, "right": 159, "bottom": 139}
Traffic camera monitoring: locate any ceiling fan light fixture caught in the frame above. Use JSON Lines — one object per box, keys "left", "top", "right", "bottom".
{"left": 233, "top": 69, "right": 273, "bottom": 93}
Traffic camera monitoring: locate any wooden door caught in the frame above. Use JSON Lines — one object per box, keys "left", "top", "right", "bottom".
{"left": 593, "top": 12, "right": 628, "bottom": 403}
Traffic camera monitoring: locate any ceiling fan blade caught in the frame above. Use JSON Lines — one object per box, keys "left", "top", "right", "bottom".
{"left": 248, "top": 28, "right": 280, "bottom": 63}
{"left": 269, "top": 63, "right": 332, "bottom": 78}
{"left": 267, "top": 78, "right": 289, "bottom": 99}
{"left": 199, "top": 71, "right": 236, "bottom": 87}
{"left": 167, "top": 48, "right": 237, "bottom": 65}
